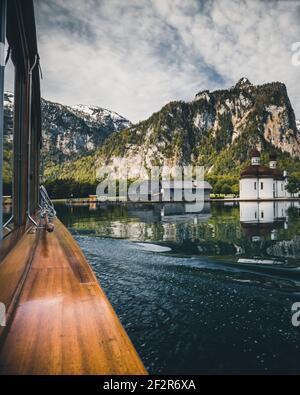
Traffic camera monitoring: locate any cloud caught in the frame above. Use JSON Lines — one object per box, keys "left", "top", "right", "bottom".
{"left": 33, "top": 0, "right": 300, "bottom": 123}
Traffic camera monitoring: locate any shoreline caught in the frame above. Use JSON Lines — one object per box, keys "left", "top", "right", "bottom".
{"left": 3, "top": 197, "right": 300, "bottom": 207}
{"left": 52, "top": 197, "right": 300, "bottom": 204}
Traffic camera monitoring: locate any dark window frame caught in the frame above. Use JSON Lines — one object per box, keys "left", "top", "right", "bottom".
{"left": 1, "top": 0, "right": 41, "bottom": 245}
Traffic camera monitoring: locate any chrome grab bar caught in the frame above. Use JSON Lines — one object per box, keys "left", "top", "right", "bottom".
{"left": 39, "top": 185, "right": 56, "bottom": 232}
{"left": 26, "top": 54, "right": 39, "bottom": 227}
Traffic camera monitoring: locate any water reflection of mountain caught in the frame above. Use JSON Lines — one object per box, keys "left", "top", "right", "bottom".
{"left": 56, "top": 200, "right": 300, "bottom": 263}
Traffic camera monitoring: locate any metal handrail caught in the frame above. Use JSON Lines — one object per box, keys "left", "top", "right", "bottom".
{"left": 39, "top": 185, "right": 56, "bottom": 217}
{"left": 26, "top": 54, "right": 38, "bottom": 227}
{"left": 3, "top": 214, "right": 13, "bottom": 230}
{"left": 39, "top": 185, "right": 56, "bottom": 232}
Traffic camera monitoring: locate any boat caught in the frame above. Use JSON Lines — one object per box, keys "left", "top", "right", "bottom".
{"left": 0, "top": 0, "right": 146, "bottom": 375}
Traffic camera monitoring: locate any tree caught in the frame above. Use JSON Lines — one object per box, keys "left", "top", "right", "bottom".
{"left": 220, "top": 183, "right": 232, "bottom": 195}
{"left": 286, "top": 173, "right": 300, "bottom": 196}
{"left": 231, "top": 183, "right": 239, "bottom": 197}
{"left": 213, "top": 180, "right": 224, "bottom": 197}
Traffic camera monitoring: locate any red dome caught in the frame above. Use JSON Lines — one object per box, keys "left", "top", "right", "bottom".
{"left": 251, "top": 148, "right": 261, "bottom": 157}
{"left": 240, "top": 165, "right": 284, "bottom": 179}
{"left": 271, "top": 168, "right": 284, "bottom": 180}
{"left": 241, "top": 165, "right": 274, "bottom": 178}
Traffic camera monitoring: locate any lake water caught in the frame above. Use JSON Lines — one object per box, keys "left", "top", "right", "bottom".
{"left": 55, "top": 201, "right": 300, "bottom": 374}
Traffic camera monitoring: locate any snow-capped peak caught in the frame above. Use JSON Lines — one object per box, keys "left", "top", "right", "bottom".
{"left": 70, "top": 103, "right": 131, "bottom": 130}
{"left": 71, "top": 104, "right": 96, "bottom": 117}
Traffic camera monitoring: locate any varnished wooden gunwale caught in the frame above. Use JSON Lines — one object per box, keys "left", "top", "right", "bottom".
{"left": 0, "top": 224, "right": 27, "bottom": 262}
{"left": 0, "top": 219, "right": 147, "bottom": 375}
{"left": 0, "top": 224, "right": 36, "bottom": 330}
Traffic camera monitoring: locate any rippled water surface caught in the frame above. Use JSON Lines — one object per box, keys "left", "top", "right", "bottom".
{"left": 56, "top": 201, "right": 300, "bottom": 374}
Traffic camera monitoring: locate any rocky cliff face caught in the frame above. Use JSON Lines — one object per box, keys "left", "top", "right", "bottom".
{"left": 97, "top": 78, "right": 300, "bottom": 179}
{"left": 4, "top": 79, "right": 300, "bottom": 187}
{"left": 42, "top": 100, "right": 131, "bottom": 163}
{"left": 3, "top": 92, "right": 131, "bottom": 164}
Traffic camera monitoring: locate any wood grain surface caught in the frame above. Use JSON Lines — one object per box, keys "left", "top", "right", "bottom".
{"left": 0, "top": 219, "right": 147, "bottom": 375}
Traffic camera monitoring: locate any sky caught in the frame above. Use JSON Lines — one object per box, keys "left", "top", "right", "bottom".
{"left": 29, "top": 0, "right": 300, "bottom": 123}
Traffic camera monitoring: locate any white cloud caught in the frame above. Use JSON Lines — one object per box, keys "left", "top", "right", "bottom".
{"left": 34, "top": 0, "right": 300, "bottom": 122}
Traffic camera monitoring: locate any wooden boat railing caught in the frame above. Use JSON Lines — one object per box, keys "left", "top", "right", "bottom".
{"left": 0, "top": 0, "right": 147, "bottom": 375}
{"left": 0, "top": 218, "right": 147, "bottom": 374}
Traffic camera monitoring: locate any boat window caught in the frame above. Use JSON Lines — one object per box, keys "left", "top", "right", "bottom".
{"left": 261, "top": 182, "right": 264, "bottom": 190}
{"left": 2, "top": 42, "right": 15, "bottom": 237}
{"left": 254, "top": 182, "right": 257, "bottom": 190}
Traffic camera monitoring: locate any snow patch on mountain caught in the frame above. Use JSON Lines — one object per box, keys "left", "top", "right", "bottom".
{"left": 3, "top": 92, "right": 132, "bottom": 163}
{"left": 70, "top": 104, "right": 131, "bottom": 131}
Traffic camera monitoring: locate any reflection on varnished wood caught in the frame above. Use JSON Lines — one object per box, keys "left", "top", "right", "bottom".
{"left": 0, "top": 219, "right": 147, "bottom": 375}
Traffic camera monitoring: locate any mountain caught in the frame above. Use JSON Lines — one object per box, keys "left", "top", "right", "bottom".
{"left": 3, "top": 93, "right": 14, "bottom": 188}
{"left": 3, "top": 92, "right": 131, "bottom": 194}
{"left": 4, "top": 92, "right": 14, "bottom": 138}
{"left": 95, "top": 78, "right": 300, "bottom": 182}
{"left": 3, "top": 92, "right": 131, "bottom": 163}
{"left": 41, "top": 100, "right": 131, "bottom": 164}
{"left": 4, "top": 79, "right": 300, "bottom": 198}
